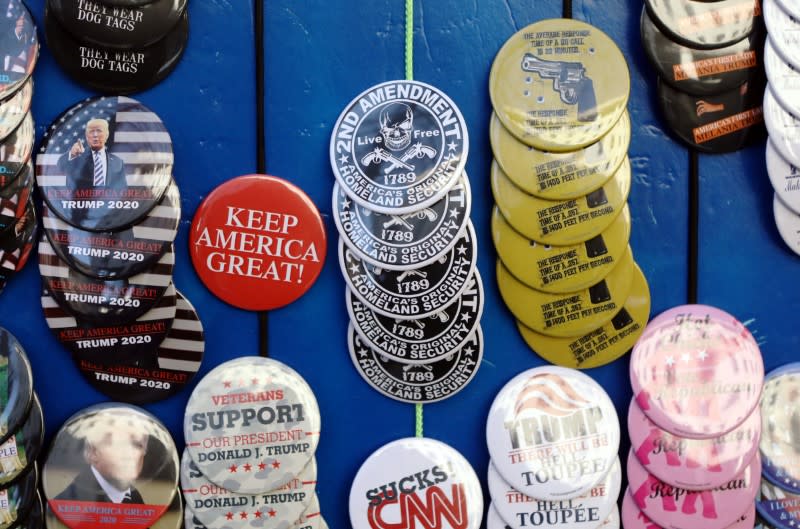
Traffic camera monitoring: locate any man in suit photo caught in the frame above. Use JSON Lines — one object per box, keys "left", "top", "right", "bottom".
{"left": 57, "top": 118, "right": 126, "bottom": 191}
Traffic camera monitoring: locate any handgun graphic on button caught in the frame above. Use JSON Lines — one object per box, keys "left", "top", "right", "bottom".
{"left": 521, "top": 53, "right": 598, "bottom": 122}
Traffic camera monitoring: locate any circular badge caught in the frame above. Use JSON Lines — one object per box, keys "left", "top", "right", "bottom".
{"left": 330, "top": 80, "right": 468, "bottom": 214}
{"left": 0, "top": 78, "right": 31, "bottom": 145}
{"left": 765, "top": 39, "right": 800, "bottom": 119}
{"left": 492, "top": 158, "right": 631, "bottom": 246}
{"left": 0, "top": 196, "right": 35, "bottom": 292}
{"left": 622, "top": 486, "right": 756, "bottom": 529}
{"left": 42, "top": 403, "right": 179, "bottom": 529}
{"left": 516, "top": 262, "right": 650, "bottom": 369}
{"left": 0, "top": 1, "right": 37, "bottom": 101}
{"left": 0, "top": 394, "right": 43, "bottom": 487}
{"left": 486, "top": 366, "right": 621, "bottom": 499}
{"left": 774, "top": 192, "right": 800, "bottom": 254}
{"left": 0, "top": 160, "right": 32, "bottom": 233}
{"left": 48, "top": 0, "right": 188, "bottom": 49}
{"left": 41, "top": 179, "right": 180, "bottom": 280}
{"left": 645, "top": 0, "right": 762, "bottom": 49}
{"left": 0, "top": 329, "right": 32, "bottom": 448}
{"left": 628, "top": 397, "right": 760, "bottom": 491}
{"left": 348, "top": 324, "right": 482, "bottom": 404}
{"left": 490, "top": 18, "right": 630, "bottom": 152}
{"left": 190, "top": 174, "right": 326, "bottom": 311}
{"left": 180, "top": 449, "right": 315, "bottom": 529}
{"left": 767, "top": 140, "right": 800, "bottom": 215}
{"left": 39, "top": 234, "right": 175, "bottom": 324}
{"left": 760, "top": 363, "right": 800, "bottom": 494}
{"left": 493, "top": 205, "right": 631, "bottom": 295}
{"left": 0, "top": 463, "right": 37, "bottom": 529}
{"left": 627, "top": 449, "right": 759, "bottom": 529}
{"left": 497, "top": 247, "right": 634, "bottom": 338}
{"left": 42, "top": 282, "right": 177, "bottom": 362}
{"left": 349, "top": 437, "right": 482, "bottom": 529}
{"left": 489, "top": 111, "right": 630, "bottom": 200}
{"left": 0, "top": 113, "right": 34, "bottom": 221}
{"left": 36, "top": 96, "right": 173, "bottom": 232}
{"left": 333, "top": 175, "right": 470, "bottom": 271}
{"left": 757, "top": 479, "right": 800, "bottom": 529}
{"left": 339, "top": 222, "right": 476, "bottom": 319}
{"left": 641, "top": 7, "right": 764, "bottom": 96}
{"left": 765, "top": 84, "right": 800, "bottom": 168}
{"left": 487, "top": 458, "right": 621, "bottom": 529}
{"left": 765, "top": 0, "right": 800, "bottom": 71}
{"left": 183, "top": 357, "right": 321, "bottom": 494}
{"left": 72, "top": 290, "right": 204, "bottom": 405}
{"left": 44, "top": 10, "right": 188, "bottom": 95}
{"left": 347, "top": 271, "right": 483, "bottom": 365}
{"left": 630, "top": 305, "right": 764, "bottom": 438}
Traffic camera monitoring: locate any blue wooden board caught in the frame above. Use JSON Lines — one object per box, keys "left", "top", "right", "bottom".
{"left": 0, "top": 1, "right": 788, "bottom": 528}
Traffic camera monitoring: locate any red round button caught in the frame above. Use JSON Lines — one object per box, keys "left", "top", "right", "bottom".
{"left": 190, "top": 174, "right": 326, "bottom": 311}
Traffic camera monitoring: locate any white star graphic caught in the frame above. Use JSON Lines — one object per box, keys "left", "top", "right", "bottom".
{"left": 349, "top": 263, "right": 360, "bottom": 274}
{"left": 447, "top": 141, "right": 458, "bottom": 151}
{"left": 449, "top": 207, "right": 459, "bottom": 218}
{"left": 681, "top": 353, "right": 691, "bottom": 363}
{"left": 697, "top": 349, "right": 708, "bottom": 361}
{"left": 457, "top": 245, "right": 467, "bottom": 255}
{"left": 357, "top": 347, "right": 368, "bottom": 358}
{"left": 463, "top": 346, "right": 474, "bottom": 355}
{"left": 342, "top": 197, "right": 351, "bottom": 209}
{"left": 666, "top": 356, "right": 675, "bottom": 366}
{"left": 339, "top": 154, "right": 349, "bottom": 165}
{"left": 460, "top": 313, "right": 471, "bottom": 322}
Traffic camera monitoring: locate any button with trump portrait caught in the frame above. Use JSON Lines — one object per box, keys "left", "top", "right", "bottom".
{"left": 42, "top": 403, "right": 179, "bottom": 529}
{"left": 0, "top": 0, "right": 37, "bottom": 102}
{"left": 486, "top": 366, "right": 620, "bottom": 500}
{"left": 36, "top": 96, "right": 173, "bottom": 232}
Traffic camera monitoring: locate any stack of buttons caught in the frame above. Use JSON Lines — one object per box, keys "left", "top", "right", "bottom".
{"left": 485, "top": 366, "right": 622, "bottom": 529}
{"left": 44, "top": 0, "right": 189, "bottom": 94}
{"left": 0, "top": 329, "right": 44, "bottom": 529}
{"left": 182, "top": 357, "right": 325, "bottom": 529}
{"left": 489, "top": 18, "right": 650, "bottom": 369}
{"left": 763, "top": 0, "right": 800, "bottom": 254}
{"left": 330, "top": 80, "right": 484, "bottom": 403}
{"left": 641, "top": 0, "right": 766, "bottom": 152}
{"left": 0, "top": 0, "right": 38, "bottom": 294}
{"left": 43, "top": 403, "right": 182, "bottom": 529}
{"left": 35, "top": 95, "right": 205, "bottom": 404}
{"left": 755, "top": 363, "right": 800, "bottom": 529}
{"left": 623, "top": 305, "right": 764, "bottom": 529}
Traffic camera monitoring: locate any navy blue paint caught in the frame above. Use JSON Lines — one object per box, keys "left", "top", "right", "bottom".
{"left": 0, "top": 1, "right": 784, "bottom": 528}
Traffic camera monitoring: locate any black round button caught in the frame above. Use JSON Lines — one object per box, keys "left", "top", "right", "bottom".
{"left": 0, "top": 1, "right": 37, "bottom": 101}
{"left": 0, "top": 161, "right": 31, "bottom": 234}
{"left": 0, "top": 113, "right": 33, "bottom": 201}
{"left": 0, "top": 463, "right": 38, "bottom": 529}
{"left": 48, "top": 0, "right": 187, "bottom": 50}
{"left": 646, "top": 0, "right": 762, "bottom": 49}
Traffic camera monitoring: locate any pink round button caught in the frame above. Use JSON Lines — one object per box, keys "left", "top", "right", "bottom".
{"left": 644, "top": 306, "right": 757, "bottom": 340}
{"left": 626, "top": 449, "right": 760, "bottom": 529}
{"left": 630, "top": 305, "right": 763, "bottom": 438}
{"left": 622, "top": 486, "right": 756, "bottom": 529}
{"left": 628, "top": 398, "right": 761, "bottom": 490}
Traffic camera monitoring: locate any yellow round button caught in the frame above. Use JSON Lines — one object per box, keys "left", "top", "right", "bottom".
{"left": 517, "top": 263, "right": 651, "bottom": 368}
{"left": 492, "top": 204, "right": 631, "bottom": 294}
{"left": 490, "top": 111, "right": 630, "bottom": 200}
{"left": 496, "top": 246, "right": 634, "bottom": 338}
{"left": 489, "top": 18, "right": 630, "bottom": 152}
{"left": 491, "top": 157, "right": 631, "bottom": 245}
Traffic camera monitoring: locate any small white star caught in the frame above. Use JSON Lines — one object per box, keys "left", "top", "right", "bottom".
{"left": 342, "top": 197, "right": 351, "bottom": 209}
{"left": 460, "top": 313, "right": 471, "bottom": 322}
{"left": 666, "top": 356, "right": 675, "bottom": 366}
{"left": 349, "top": 263, "right": 360, "bottom": 274}
{"left": 357, "top": 347, "right": 368, "bottom": 358}
{"left": 681, "top": 353, "right": 691, "bottom": 363}
{"left": 463, "top": 346, "right": 474, "bottom": 355}
{"left": 456, "top": 245, "right": 467, "bottom": 255}
{"left": 339, "top": 154, "right": 349, "bottom": 164}
{"left": 697, "top": 349, "right": 708, "bottom": 361}
{"left": 447, "top": 141, "right": 458, "bottom": 151}
{"left": 449, "top": 207, "right": 459, "bottom": 218}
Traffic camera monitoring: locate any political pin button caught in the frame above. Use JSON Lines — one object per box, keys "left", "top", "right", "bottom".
{"left": 765, "top": 84, "right": 800, "bottom": 168}
{"left": 490, "top": 111, "right": 630, "bottom": 201}
{"left": 48, "top": 0, "right": 188, "bottom": 50}
{"left": 72, "top": 290, "right": 203, "bottom": 405}
{"left": 764, "top": 0, "right": 800, "bottom": 71}
{"left": 760, "top": 363, "right": 800, "bottom": 494}
{"left": 0, "top": 78, "right": 31, "bottom": 145}
{"left": 767, "top": 140, "right": 800, "bottom": 215}
{"left": 190, "top": 174, "right": 326, "bottom": 311}
{"left": 631, "top": 305, "right": 763, "bottom": 438}
{"left": 622, "top": 486, "right": 756, "bottom": 529}
{"left": 43, "top": 403, "right": 179, "bottom": 529}
{"left": 42, "top": 179, "right": 180, "bottom": 280}
{"left": 657, "top": 76, "right": 765, "bottom": 153}
{"left": 490, "top": 18, "right": 630, "bottom": 152}
{"left": 0, "top": 113, "right": 34, "bottom": 206}
{"left": 0, "top": 329, "right": 32, "bottom": 449}
{"left": 183, "top": 357, "right": 321, "bottom": 494}
{"left": 765, "top": 38, "right": 800, "bottom": 119}
{"left": 645, "top": 0, "right": 762, "bottom": 49}
{"left": 348, "top": 324, "right": 482, "bottom": 404}
{"left": 497, "top": 246, "right": 634, "bottom": 338}
{"left": 330, "top": 80, "right": 468, "bottom": 215}
{"left": 42, "top": 282, "right": 177, "bottom": 362}
{"left": 492, "top": 158, "right": 631, "bottom": 246}
{"left": 628, "top": 396, "right": 760, "bottom": 491}
{"left": 349, "top": 438, "right": 482, "bottom": 529}
{"left": 36, "top": 96, "right": 173, "bottom": 231}
{"left": 44, "top": 9, "right": 188, "bottom": 95}
{"left": 492, "top": 205, "right": 631, "bottom": 294}
{"left": 516, "top": 262, "right": 651, "bottom": 369}
{"left": 627, "top": 448, "right": 759, "bottom": 529}
{"left": 0, "top": 160, "right": 32, "bottom": 233}
{"left": 180, "top": 449, "right": 315, "bottom": 529}
{"left": 487, "top": 458, "right": 621, "bottom": 529}
{"left": 486, "top": 366, "right": 620, "bottom": 499}
{"left": 0, "top": 463, "right": 37, "bottom": 529}
{"left": 39, "top": 234, "right": 175, "bottom": 325}
{"left": 12, "top": 490, "right": 41, "bottom": 529}
{"left": 0, "top": 1, "right": 37, "bottom": 102}
{"left": 0, "top": 197, "right": 35, "bottom": 293}
{"left": 641, "top": 7, "right": 764, "bottom": 96}
{"left": 333, "top": 175, "right": 470, "bottom": 271}
{"left": 757, "top": 478, "right": 800, "bottom": 529}
{"left": 773, "top": 192, "right": 800, "bottom": 254}
{"left": 347, "top": 271, "right": 483, "bottom": 365}
{"left": 0, "top": 394, "right": 43, "bottom": 488}
{"left": 339, "top": 222, "right": 476, "bottom": 320}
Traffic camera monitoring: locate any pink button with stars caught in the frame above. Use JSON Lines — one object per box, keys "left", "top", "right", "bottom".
{"left": 630, "top": 305, "right": 763, "bottom": 439}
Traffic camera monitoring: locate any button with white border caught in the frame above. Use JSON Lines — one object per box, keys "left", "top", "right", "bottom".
{"left": 765, "top": 38, "right": 800, "bottom": 119}
{"left": 757, "top": 478, "right": 800, "bottom": 529}
{"left": 622, "top": 486, "right": 756, "bottom": 529}
{"left": 760, "top": 363, "right": 800, "bottom": 494}
{"left": 765, "top": 83, "right": 800, "bottom": 168}
{"left": 764, "top": 0, "right": 800, "bottom": 71}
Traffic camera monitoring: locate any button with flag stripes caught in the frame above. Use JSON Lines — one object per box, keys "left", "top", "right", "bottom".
{"left": 0, "top": 195, "right": 34, "bottom": 293}
{"left": 0, "top": 0, "right": 37, "bottom": 101}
